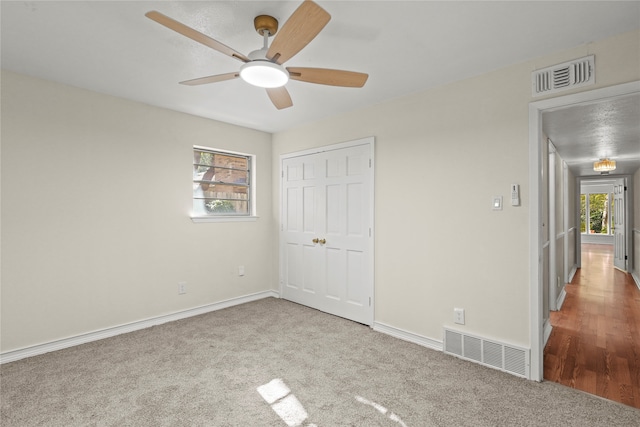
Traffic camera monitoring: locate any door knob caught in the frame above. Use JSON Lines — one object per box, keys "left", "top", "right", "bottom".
{"left": 312, "top": 238, "right": 319, "bottom": 244}
{"left": 318, "top": 238, "right": 326, "bottom": 245}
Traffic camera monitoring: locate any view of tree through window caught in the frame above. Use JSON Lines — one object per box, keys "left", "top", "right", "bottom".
{"left": 580, "top": 194, "right": 586, "bottom": 233}
{"left": 589, "top": 193, "right": 608, "bottom": 233}
{"left": 193, "top": 148, "right": 251, "bottom": 216}
{"left": 581, "top": 192, "right": 612, "bottom": 235}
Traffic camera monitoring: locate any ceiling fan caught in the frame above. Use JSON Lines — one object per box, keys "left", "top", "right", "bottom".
{"left": 145, "top": 0, "right": 368, "bottom": 110}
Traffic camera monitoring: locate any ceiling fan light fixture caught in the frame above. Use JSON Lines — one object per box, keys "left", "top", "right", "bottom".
{"left": 593, "top": 158, "right": 616, "bottom": 173}
{"left": 240, "top": 61, "right": 289, "bottom": 88}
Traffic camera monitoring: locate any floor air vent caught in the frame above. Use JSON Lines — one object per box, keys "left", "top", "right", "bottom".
{"left": 532, "top": 55, "right": 594, "bottom": 97}
{"left": 443, "top": 328, "right": 530, "bottom": 378}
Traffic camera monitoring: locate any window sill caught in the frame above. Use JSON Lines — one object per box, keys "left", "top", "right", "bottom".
{"left": 190, "top": 216, "right": 259, "bottom": 223}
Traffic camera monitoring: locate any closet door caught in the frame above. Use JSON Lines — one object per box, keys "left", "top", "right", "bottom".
{"left": 281, "top": 142, "right": 373, "bottom": 325}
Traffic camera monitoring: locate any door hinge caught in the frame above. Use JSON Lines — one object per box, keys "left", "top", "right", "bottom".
{"left": 369, "top": 228, "right": 372, "bottom": 237}
{"left": 369, "top": 159, "right": 372, "bottom": 168}
{"left": 281, "top": 170, "right": 284, "bottom": 178}
{"left": 369, "top": 297, "right": 371, "bottom": 307}
{"left": 625, "top": 255, "right": 628, "bottom": 260}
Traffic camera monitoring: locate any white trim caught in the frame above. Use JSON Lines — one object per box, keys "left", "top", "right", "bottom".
{"left": 580, "top": 234, "right": 614, "bottom": 244}
{"left": 566, "top": 226, "right": 577, "bottom": 283}
{"left": 568, "top": 265, "right": 577, "bottom": 283}
{"left": 529, "top": 98, "right": 543, "bottom": 381}
{"left": 191, "top": 216, "right": 259, "bottom": 223}
{"left": 373, "top": 322, "right": 443, "bottom": 351}
{"left": 280, "top": 136, "right": 375, "bottom": 160}
{"left": 634, "top": 229, "right": 640, "bottom": 290}
{"left": 575, "top": 176, "right": 583, "bottom": 269}
{"left": 633, "top": 271, "right": 640, "bottom": 291}
{"left": 192, "top": 146, "right": 257, "bottom": 218}
{"left": 529, "top": 80, "right": 640, "bottom": 382}
{"left": 543, "top": 319, "right": 553, "bottom": 346}
{"left": 556, "top": 287, "right": 567, "bottom": 310}
{"left": 549, "top": 140, "right": 557, "bottom": 312}
{"left": 0, "top": 290, "right": 279, "bottom": 364}
{"left": 563, "top": 161, "right": 570, "bottom": 284}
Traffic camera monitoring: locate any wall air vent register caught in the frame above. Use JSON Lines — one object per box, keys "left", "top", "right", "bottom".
{"left": 444, "top": 328, "right": 530, "bottom": 379}
{"left": 532, "top": 55, "right": 595, "bottom": 97}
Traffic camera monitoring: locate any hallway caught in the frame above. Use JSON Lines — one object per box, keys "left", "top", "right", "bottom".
{"left": 544, "top": 244, "right": 640, "bottom": 408}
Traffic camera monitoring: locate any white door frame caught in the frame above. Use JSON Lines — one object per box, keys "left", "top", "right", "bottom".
{"left": 548, "top": 141, "right": 557, "bottom": 312}
{"left": 279, "top": 137, "right": 375, "bottom": 324}
{"left": 528, "top": 81, "right": 640, "bottom": 381}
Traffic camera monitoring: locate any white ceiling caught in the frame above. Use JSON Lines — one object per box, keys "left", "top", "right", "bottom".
{"left": 543, "top": 93, "right": 640, "bottom": 177}
{"left": 2, "top": 1, "right": 639, "bottom": 176}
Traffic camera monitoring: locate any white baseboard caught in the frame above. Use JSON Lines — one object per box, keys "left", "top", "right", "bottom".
{"left": 633, "top": 270, "right": 640, "bottom": 291}
{"left": 568, "top": 265, "right": 577, "bottom": 283}
{"left": 372, "top": 322, "right": 443, "bottom": 351}
{"left": 0, "top": 290, "right": 280, "bottom": 364}
{"left": 556, "top": 287, "right": 567, "bottom": 310}
{"left": 543, "top": 319, "right": 553, "bottom": 346}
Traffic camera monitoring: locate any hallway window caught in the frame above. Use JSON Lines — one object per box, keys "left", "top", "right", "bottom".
{"left": 581, "top": 192, "right": 612, "bottom": 235}
{"left": 580, "top": 194, "right": 586, "bottom": 233}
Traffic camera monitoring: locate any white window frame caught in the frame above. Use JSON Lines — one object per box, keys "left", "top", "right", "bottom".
{"left": 191, "top": 146, "right": 258, "bottom": 223}
{"left": 579, "top": 183, "right": 614, "bottom": 236}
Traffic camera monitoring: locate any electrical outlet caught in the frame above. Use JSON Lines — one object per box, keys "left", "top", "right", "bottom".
{"left": 238, "top": 265, "right": 245, "bottom": 276}
{"left": 178, "top": 282, "right": 187, "bottom": 295}
{"left": 454, "top": 308, "right": 465, "bottom": 325}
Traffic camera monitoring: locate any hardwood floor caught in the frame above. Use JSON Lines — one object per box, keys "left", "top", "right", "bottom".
{"left": 544, "top": 244, "right": 640, "bottom": 408}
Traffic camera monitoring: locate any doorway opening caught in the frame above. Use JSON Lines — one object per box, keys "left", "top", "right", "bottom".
{"left": 528, "top": 81, "right": 640, "bottom": 384}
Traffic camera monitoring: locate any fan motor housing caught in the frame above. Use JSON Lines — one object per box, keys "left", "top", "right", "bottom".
{"left": 254, "top": 15, "right": 278, "bottom": 36}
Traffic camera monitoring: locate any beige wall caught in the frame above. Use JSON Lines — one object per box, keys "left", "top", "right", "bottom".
{"left": 272, "top": 30, "right": 640, "bottom": 347}
{"left": 1, "top": 71, "right": 275, "bottom": 352}
{"left": 2, "top": 29, "right": 638, "bottom": 356}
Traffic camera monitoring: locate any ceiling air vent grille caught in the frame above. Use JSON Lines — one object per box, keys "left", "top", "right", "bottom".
{"left": 532, "top": 55, "right": 594, "bottom": 97}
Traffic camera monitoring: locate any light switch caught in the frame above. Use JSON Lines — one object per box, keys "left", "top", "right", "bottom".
{"left": 492, "top": 196, "right": 503, "bottom": 210}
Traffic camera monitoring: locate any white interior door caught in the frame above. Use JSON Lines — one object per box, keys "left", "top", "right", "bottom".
{"left": 280, "top": 140, "right": 374, "bottom": 325}
{"left": 613, "top": 178, "right": 626, "bottom": 271}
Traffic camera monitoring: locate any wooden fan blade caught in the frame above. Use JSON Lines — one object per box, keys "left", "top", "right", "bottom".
{"left": 145, "top": 11, "right": 249, "bottom": 63}
{"left": 266, "top": 0, "right": 330, "bottom": 64}
{"left": 287, "top": 67, "right": 368, "bottom": 87}
{"left": 266, "top": 87, "right": 293, "bottom": 109}
{"left": 180, "top": 72, "right": 239, "bottom": 86}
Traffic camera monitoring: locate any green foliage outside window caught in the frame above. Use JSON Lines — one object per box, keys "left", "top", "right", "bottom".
{"left": 580, "top": 195, "right": 586, "bottom": 233}
{"left": 585, "top": 193, "right": 609, "bottom": 234}
{"left": 205, "top": 199, "right": 236, "bottom": 213}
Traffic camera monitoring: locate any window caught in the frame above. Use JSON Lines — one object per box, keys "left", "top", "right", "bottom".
{"left": 580, "top": 194, "right": 586, "bottom": 233}
{"left": 580, "top": 191, "right": 613, "bottom": 235}
{"left": 192, "top": 147, "right": 252, "bottom": 217}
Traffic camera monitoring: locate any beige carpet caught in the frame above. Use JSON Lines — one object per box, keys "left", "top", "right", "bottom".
{"left": 1, "top": 297, "right": 638, "bottom": 426}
